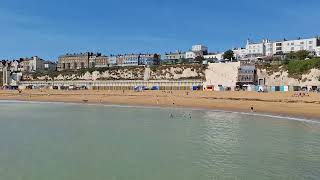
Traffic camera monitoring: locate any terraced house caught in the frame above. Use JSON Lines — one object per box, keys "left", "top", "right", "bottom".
{"left": 58, "top": 52, "right": 107, "bottom": 71}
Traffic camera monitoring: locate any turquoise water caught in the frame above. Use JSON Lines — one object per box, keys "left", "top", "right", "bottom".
{"left": 0, "top": 101, "right": 320, "bottom": 180}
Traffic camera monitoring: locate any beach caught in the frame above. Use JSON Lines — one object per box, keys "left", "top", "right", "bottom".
{"left": 1, "top": 89, "right": 320, "bottom": 119}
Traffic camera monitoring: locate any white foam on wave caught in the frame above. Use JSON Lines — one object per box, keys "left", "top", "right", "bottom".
{"left": 1, "top": 100, "right": 319, "bottom": 124}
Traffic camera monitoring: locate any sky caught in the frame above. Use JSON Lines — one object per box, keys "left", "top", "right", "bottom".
{"left": 0, "top": 0, "right": 320, "bottom": 61}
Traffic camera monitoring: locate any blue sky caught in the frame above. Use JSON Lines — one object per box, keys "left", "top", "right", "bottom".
{"left": 0, "top": 0, "right": 320, "bottom": 61}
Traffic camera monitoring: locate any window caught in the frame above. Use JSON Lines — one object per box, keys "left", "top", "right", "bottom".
{"left": 291, "top": 47, "right": 294, "bottom": 51}
{"left": 276, "top": 47, "right": 282, "bottom": 51}
{"left": 300, "top": 42, "right": 304, "bottom": 45}
{"left": 276, "top": 43, "right": 282, "bottom": 46}
{"left": 291, "top": 42, "right": 294, "bottom": 45}
{"left": 309, "top": 41, "right": 313, "bottom": 44}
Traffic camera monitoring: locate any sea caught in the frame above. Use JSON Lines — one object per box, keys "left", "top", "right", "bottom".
{"left": 0, "top": 101, "right": 319, "bottom": 180}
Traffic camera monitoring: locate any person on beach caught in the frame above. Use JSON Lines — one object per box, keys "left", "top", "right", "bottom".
{"left": 250, "top": 105, "right": 254, "bottom": 112}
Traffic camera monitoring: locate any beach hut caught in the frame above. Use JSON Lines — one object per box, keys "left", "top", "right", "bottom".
{"left": 280, "top": 86, "right": 285, "bottom": 92}
{"left": 284, "top": 86, "right": 289, "bottom": 92}
{"left": 271, "top": 86, "right": 276, "bottom": 92}
{"left": 151, "top": 86, "right": 159, "bottom": 90}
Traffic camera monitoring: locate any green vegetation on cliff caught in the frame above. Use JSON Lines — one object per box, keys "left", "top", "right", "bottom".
{"left": 258, "top": 50, "right": 320, "bottom": 79}
{"left": 286, "top": 58, "right": 320, "bottom": 77}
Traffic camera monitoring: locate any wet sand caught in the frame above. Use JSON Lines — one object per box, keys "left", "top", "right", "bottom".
{"left": 1, "top": 90, "right": 320, "bottom": 119}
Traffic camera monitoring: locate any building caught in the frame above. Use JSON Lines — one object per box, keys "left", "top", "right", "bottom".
{"left": 91, "top": 55, "right": 109, "bottom": 68}
{"left": 316, "top": 47, "right": 320, "bottom": 56}
{"left": 118, "top": 53, "right": 160, "bottom": 66}
{"left": 273, "top": 37, "right": 320, "bottom": 55}
{"left": 203, "top": 53, "right": 224, "bottom": 60}
{"left": 10, "top": 60, "right": 20, "bottom": 72}
{"left": 44, "top": 61, "right": 57, "bottom": 71}
{"left": 18, "top": 56, "right": 49, "bottom": 72}
{"left": 122, "top": 54, "right": 140, "bottom": 66}
{"left": 234, "top": 36, "right": 320, "bottom": 60}
{"left": 185, "top": 44, "right": 208, "bottom": 60}
{"left": 108, "top": 55, "right": 117, "bottom": 66}
{"left": 116, "top": 55, "right": 125, "bottom": 65}
{"left": 164, "top": 51, "right": 185, "bottom": 61}
{"left": 233, "top": 48, "right": 248, "bottom": 59}
{"left": 192, "top": 45, "right": 208, "bottom": 54}
{"left": 204, "top": 62, "right": 241, "bottom": 91}
{"left": 245, "top": 39, "right": 272, "bottom": 58}
{"left": 58, "top": 52, "right": 104, "bottom": 71}
{"left": 138, "top": 54, "right": 160, "bottom": 65}
{"left": 237, "top": 62, "right": 256, "bottom": 85}
{"left": 0, "top": 61, "right": 5, "bottom": 72}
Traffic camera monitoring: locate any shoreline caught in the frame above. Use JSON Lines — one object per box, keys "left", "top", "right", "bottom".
{"left": 1, "top": 90, "right": 320, "bottom": 120}
{"left": 2, "top": 99, "right": 320, "bottom": 124}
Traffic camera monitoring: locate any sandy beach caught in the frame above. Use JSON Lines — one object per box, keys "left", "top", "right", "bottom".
{"left": 1, "top": 89, "right": 320, "bottom": 119}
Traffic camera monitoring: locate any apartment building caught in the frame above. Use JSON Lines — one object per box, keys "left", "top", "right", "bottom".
{"left": 235, "top": 37, "right": 320, "bottom": 60}
{"left": 117, "top": 53, "right": 160, "bottom": 66}
{"left": 273, "top": 37, "right": 320, "bottom": 55}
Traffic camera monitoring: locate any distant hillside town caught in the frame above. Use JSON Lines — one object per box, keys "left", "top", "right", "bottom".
{"left": 1, "top": 36, "right": 320, "bottom": 92}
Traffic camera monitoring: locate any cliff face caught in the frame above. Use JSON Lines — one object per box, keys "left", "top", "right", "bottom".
{"left": 257, "top": 68, "right": 320, "bottom": 86}
{"left": 149, "top": 65, "right": 206, "bottom": 80}
{"left": 29, "top": 65, "right": 206, "bottom": 81}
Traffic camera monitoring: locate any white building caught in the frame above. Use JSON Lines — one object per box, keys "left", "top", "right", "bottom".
{"left": 192, "top": 45, "right": 208, "bottom": 53}
{"left": 20, "top": 56, "right": 47, "bottom": 72}
{"left": 185, "top": 51, "right": 196, "bottom": 59}
{"left": 10, "top": 61, "right": 19, "bottom": 72}
{"left": 316, "top": 47, "right": 320, "bottom": 56}
{"left": 204, "top": 53, "right": 224, "bottom": 60}
{"left": 273, "top": 37, "right": 320, "bottom": 55}
{"left": 185, "top": 44, "right": 208, "bottom": 59}
{"left": 108, "top": 55, "right": 117, "bottom": 65}
{"left": 233, "top": 37, "right": 320, "bottom": 59}
{"left": 245, "top": 39, "right": 272, "bottom": 58}
{"left": 233, "top": 48, "right": 248, "bottom": 59}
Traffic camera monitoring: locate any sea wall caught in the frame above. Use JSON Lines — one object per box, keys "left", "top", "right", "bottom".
{"left": 204, "top": 62, "right": 240, "bottom": 88}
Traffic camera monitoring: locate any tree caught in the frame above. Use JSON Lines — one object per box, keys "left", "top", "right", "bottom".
{"left": 295, "top": 50, "right": 310, "bottom": 60}
{"left": 223, "top": 50, "right": 235, "bottom": 61}
{"left": 176, "top": 58, "right": 188, "bottom": 64}
{"left": 194, "top": 56, "right": 205, "bottom": 64}
{"left": 286, "top": 50, "right": 311, "bottom": 61}
{"left": 153, "top": 54, "right": 161, "bottom": 65}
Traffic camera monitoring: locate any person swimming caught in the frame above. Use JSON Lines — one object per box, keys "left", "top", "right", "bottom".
{"left": 170, "top": 114, "right": 174, "bottom": 118}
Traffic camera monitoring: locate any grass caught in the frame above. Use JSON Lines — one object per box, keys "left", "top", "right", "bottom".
{"left": 286, "top": 58, "right": 320, "bottom": 77}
